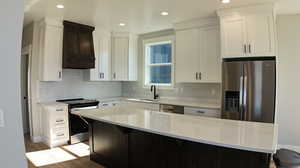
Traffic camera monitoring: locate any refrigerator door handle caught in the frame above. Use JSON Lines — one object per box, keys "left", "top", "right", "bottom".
{"left": 239, "top": 76, "right": 244, "bottom": 120}
{"left": 243, "top": 76, "right": 248, "bottom": 121}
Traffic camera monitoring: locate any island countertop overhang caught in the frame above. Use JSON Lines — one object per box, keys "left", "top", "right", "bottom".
{"left": 72, "top": 105, "right": 278, "bottom": 154}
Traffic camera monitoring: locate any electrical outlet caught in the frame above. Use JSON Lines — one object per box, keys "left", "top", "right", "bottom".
{"left": 0, "top": 109, "right": 5, "bottom": 127}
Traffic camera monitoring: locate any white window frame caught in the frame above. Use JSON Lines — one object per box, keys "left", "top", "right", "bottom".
{"left": 143, "top": 36, "right": 175, "bottom": 89}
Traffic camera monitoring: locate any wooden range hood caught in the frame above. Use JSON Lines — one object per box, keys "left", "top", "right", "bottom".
{"left": 63, "top": 21, "right": 95, "bottom": 69}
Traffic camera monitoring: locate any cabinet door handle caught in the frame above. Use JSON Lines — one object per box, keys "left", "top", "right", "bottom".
{"left": 197, "top": 111, "right": 205, "bottom": 114}
{"left": 113, "top": 73, "right": 116, "bottom": 79}
{"left": 99, "top": 73, "right": 104, "bottom": 79}
{"left": 59, "top": 71, "right": 62, "bottom": 79}
{"left": 56, "top": 109, "right": 64, "bottom": 112}
{"left": 199, "top": 72, "right": 202, "bottom": 80}
{"left": 196, "top": 72, "right": 198, "bottom": 80}
{"left": 56, "top": 119, "right": 64, "bottom": 123}
{"left": 244, "top": 44, "right": 247, "bottom": 54}
{"left": 56, "top": 133, "right": 65, "bottom": 137}
{"left": 248, "top": 44, "right": 251, "bottom": 54}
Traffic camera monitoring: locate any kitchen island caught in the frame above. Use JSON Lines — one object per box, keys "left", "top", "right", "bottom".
{"left": 72, "top": 105, "right": 277, "bottom": 168}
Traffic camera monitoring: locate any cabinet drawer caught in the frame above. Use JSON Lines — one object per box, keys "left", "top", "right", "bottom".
{"left": 54, "top": 118, "right": 66, "bottom": 124}
{"left": 184, "top": 107, "right": 220, "bottom": 118}
{"left": 53, "top": 126, "right": 66, "bottom": 133}
{"left": 53, "top": 131, "right": 67, "bottom": 140}
{"left": 100, "top": 100, "right": 121, "bottom": 107}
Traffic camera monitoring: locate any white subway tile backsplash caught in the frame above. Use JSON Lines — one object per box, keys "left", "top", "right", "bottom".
{"left": 122, "top": 82, "right": 221, "bottom": 101}
{"left": 38, "top": 70, "right": 221, "bottom": 103}
{"left": 39, "top": 69, "right": 122, "bottom": 102}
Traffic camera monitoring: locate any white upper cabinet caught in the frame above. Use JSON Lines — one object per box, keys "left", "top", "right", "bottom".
{"left": 88, "top": 30, "right": 112, "bottom": 81}
{"left": 111, "top": 33, "right": 137, "bottom": 81}
{"left": 175, "top": 18, "right": 221, "bottom": 83}
{"left": 128, "top": 35, "right": 138, "bottom": 81}
{"left": 38, "top": 19, "right": 63, "bottom": 81}
{"left": 217, "top": 3, "right": 276, "bottom": 58}
{"left": 220, "top": 16, "right": 247, "bottom": 58}
{"left": 88, "top": 31, "right": 137, "bottom": 82}
{"left": 112, "top": 35, "right": 129, "bottom": 81}
{"left": 246, "top": 14, "right": 275, "bottom": 57}
{"left": 199, "top": 26, "right": 221, "bottom": 83}
{"left": 175, "top": 29, "right": 200, "bottom": 83}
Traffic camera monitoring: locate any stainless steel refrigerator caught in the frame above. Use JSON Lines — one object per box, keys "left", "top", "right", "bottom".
{"left": 221, "top": 58, "right": 276, "bottom": 123}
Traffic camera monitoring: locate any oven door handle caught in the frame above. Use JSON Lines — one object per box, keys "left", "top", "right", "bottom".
{"left": 78, "top": 115, "right": 89, "bottom": 125}
{"left": 71, "top": 106, "right": 98, "bottom": 112}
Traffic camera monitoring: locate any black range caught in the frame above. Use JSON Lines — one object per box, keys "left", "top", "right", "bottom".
{"left": 57, "top": 98, "right": 99, "bottom": 144}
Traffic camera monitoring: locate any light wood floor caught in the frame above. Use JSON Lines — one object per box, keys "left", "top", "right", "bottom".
{"left": 25, "top": 135, "right": 276, "bottom": 168}
{"left": 24, "top": 135, "right": 104, "bottom": 168}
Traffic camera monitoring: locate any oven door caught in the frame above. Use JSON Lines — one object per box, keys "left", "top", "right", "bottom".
{"left": 69, "top": 106, "right": 98, "bottom": 144}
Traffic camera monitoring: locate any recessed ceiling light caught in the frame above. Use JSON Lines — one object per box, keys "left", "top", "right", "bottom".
{"left": 161, "top": 11, "right": 169, "bottom": 16}
{"left": 119, "top": 23, "right": 126, "bottom": 26}
{"left": 56, "top": 4, "right": 64, "bottom": 9}
{"left": 221, "top": 0, "right": 230, "bottom": 4}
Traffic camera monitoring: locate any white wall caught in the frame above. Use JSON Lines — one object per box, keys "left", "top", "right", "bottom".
{"left": 0, "top": 0, "right": 27, "bottom": 167}
{"left": 277, "top": 14, "right": 300, "bottom": 151}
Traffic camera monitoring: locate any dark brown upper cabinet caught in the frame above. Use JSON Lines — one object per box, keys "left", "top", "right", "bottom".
{"left": 63, "top": 21, "right": 95, "bottom": 69}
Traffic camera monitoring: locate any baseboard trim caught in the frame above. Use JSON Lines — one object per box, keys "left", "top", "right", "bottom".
{"left": 278, "top": 144, "right": 300, "bottom": 153}
{"left": 32, "top": 136, "right": 42, "bottom": 143}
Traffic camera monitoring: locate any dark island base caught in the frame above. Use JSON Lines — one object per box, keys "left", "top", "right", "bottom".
{"left": 87, "top": 119, "right": 271, "bottom": 168}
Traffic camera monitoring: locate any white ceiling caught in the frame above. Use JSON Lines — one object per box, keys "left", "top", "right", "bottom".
{"left": 24, "top": 0, "right": 300, "bottom": 34}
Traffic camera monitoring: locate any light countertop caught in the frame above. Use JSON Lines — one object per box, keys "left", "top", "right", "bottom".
{"left": 38, "top": 102, "right": 68, "bottom": 106}
{"left": 72, "top": 105, "right": 277, "bottom": 154}
{"left": 38, "top": 97, "right": 221, "bottom": 109}
{"left": 125, "top": 97, "right": 221, "bottom": 109}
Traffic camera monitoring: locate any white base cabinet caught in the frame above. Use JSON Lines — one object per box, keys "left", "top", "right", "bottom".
{"left": 41, "top": 103, "right": 69, "bottom": 148}
{"left": 175, "top": 19, "right": 221, "bottom": 83}
{"left": 123, "top": 101, "right": 160, "bottom": 111}
{"left": 184, "top": 107, "right": 221, "bottom": 118}
{"left": 217, "top": 3, "right": 276, "bottom": 58}
{"left": 98, "top": 98, "right": 122, "bottom": 107}
{"left": 38, "top": 18, "right": 63, "bottom": 81}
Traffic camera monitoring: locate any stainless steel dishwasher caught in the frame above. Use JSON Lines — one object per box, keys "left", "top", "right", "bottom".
{"left": 159, "top": 104, "right": 184, "bottom": 114}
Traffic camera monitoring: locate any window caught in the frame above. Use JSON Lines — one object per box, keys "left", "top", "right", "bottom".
{"left": 144, "top": 36, "right": 174, "bottom": 87}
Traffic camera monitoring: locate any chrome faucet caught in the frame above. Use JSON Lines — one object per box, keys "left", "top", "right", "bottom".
{"left": 150, "top": 85, "right": 159, "bottom": 100}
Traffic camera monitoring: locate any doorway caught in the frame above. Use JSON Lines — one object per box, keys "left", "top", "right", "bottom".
{"left": 21, "top": 46, "right": 32, "bottom": 137}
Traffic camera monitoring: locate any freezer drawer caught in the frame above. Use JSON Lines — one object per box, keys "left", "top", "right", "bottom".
{"left": 184, "top": 107, "right": 221, "bottom": 118}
